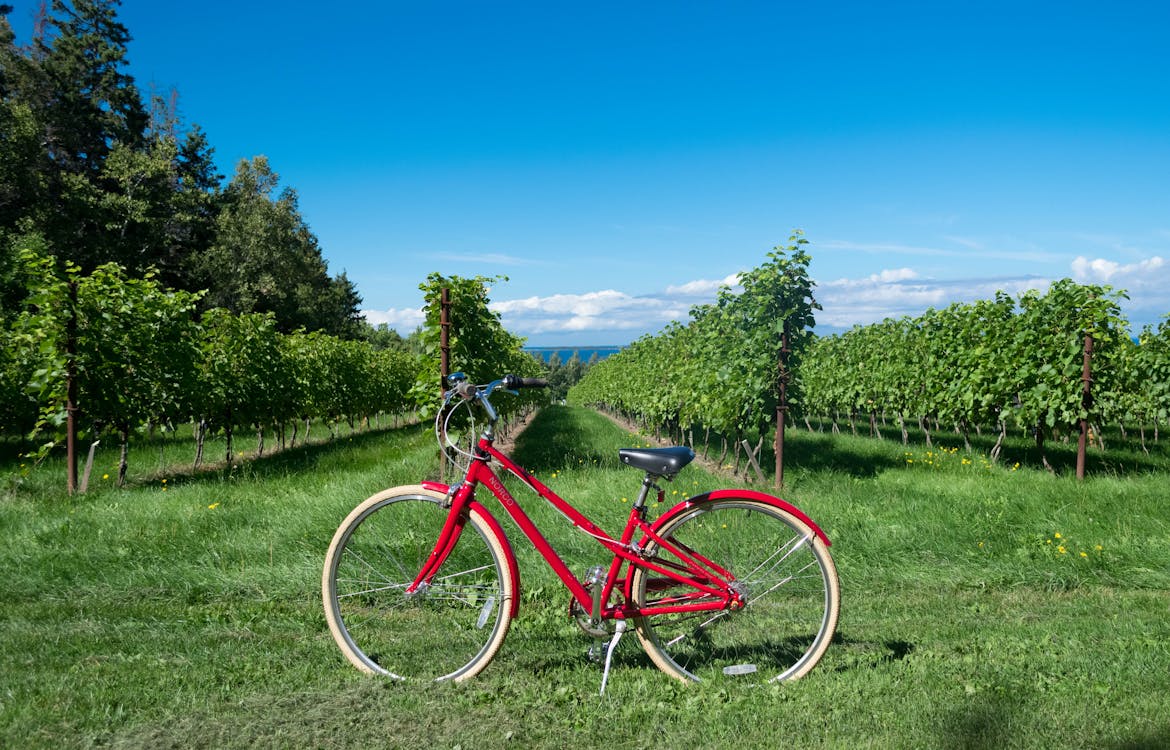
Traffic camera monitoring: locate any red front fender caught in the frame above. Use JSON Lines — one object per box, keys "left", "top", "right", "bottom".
{"left": 421, "top": 481, "right": 522, "bottom": 617}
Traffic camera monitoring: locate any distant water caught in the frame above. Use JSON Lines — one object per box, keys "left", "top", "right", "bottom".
{"left": 524, "top": 346, "right": 623, "bottom": 363}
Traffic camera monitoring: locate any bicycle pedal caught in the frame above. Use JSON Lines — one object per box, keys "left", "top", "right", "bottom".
{"left": 586, "top": 642, "right": 606, "bottom": 663}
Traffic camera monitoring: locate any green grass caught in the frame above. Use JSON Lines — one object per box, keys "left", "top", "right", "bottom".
{"left": 2, "top": 406, "right": 1169, "bottom": 748}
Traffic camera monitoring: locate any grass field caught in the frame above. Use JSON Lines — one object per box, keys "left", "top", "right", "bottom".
{"left": 2, "top": 406, "right": 1169, "bottom": 748}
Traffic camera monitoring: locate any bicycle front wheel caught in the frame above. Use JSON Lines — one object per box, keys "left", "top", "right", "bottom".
{"left": 631, "top": 498, "right": 839, "bottom": 684}
{"left": 322, "top": 486, "right": 515, "bottom": 681}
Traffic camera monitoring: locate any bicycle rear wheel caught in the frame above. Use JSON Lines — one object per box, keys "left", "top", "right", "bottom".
{"left": 322, "top": 486, "right": 515, "bottom": 681}
{"left": 631, "top": 498, "right": 839, "bottom": 683}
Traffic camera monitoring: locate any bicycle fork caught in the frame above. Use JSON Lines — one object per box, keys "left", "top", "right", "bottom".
{"left": 407, "top": 484, "right": 475, "bottom": 596}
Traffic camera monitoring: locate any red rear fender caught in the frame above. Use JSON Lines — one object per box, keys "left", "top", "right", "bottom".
{"left": 652, "top": 489, "right": 831, "bottom": 546}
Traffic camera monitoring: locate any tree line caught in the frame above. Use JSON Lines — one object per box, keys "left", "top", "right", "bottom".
{"left": 1, "top": 1, "right": 362, "bottom": 336}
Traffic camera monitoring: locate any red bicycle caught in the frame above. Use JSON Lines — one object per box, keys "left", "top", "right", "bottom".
{"left": 323, "top": 373, "right": 840, "bottom": 689}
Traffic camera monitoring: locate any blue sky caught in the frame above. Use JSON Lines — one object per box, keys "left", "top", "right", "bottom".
{"left": 14, "top": 1, "right": 1170, "bottom": 345}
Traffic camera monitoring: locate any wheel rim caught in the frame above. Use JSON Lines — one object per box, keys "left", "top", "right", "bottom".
{"left": 632, "top": 500, "right": 839, "bottom": 683}
{"left": 325, "top": 494, "right": 512, "bottom": 681}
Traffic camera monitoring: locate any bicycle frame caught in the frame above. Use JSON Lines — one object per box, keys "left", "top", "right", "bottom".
{"left": 408, "top": 433, "right": 830, "bottom": 622}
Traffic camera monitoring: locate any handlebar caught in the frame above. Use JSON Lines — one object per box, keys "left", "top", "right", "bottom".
{"left": 443, "top": 372, "right": 548, "bottom": 423}
{"left": 502, "top": 374, "right": 549, "bottom": 390}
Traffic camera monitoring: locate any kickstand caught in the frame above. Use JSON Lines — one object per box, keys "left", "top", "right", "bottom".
{"left": 599, "top": 619, "right": 627, "bottom": 695}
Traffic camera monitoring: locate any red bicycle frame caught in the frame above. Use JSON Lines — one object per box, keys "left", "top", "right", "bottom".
{"left": 406, "top": 434, "right": 827, "bottom": 621}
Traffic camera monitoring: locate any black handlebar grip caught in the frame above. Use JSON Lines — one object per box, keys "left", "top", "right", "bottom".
{"left": 503, "top": 374, "right": 549, "bottom": 389}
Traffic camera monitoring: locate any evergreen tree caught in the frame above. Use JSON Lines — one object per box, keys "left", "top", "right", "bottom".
{"left": 35, "top": 0, "right": 146, "bottom": 175}
{"left": 22, "top": 0, "right": 149, "bottom": 271}
{"left": 192, "top": 156, "right": 361, "bottom": 336}
{"left": 1, "top": 8, "right": 46, "bottom": 242}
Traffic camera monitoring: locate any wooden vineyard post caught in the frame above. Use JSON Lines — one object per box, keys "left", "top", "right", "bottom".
{"left": 65, "top": 280, "right": 79, "bottom": 495}
{"left": 1076, "top": 333, "right": 1093, "bottom": 481}
{"left": 439, "top": 287, "right": 451, "bottom": 480}
{"left": 774, "top": 321, "right": 791, "bottom": 490}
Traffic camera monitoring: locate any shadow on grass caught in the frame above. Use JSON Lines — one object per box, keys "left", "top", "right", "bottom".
{"left": 748, "top": 421, "right": 1170, "bottom": 480}
{"left": 776, "top": 432, "right": 905, "bottom": 478}
{"left": 937, "top": 678, "right": 1170, "bottom": 749}
{"left": 1112, "top": 727, "right": 1170, "bottom": 750}
{"left": 125, "top": 422, "right": 428, "bottom": 489}
{"left": 510, "top": 406, "right": 619, "bottom": 473}
{"left": 941, "top": 689, "right": 1025, "bottom": 750}
{"left": 807, "top": 419, "right": 1170, "bottom": 474}
{"left": 828, "top": 632, "right": 916, "bottom": 672}
{"left": 688, "top": 430, "right": 904, "bottom": 480}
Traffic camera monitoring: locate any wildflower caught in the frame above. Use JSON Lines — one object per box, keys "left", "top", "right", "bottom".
{"left": 1054, "top": 532, "right": 1062, "bottom": 539}
{"left": 1094, "top": 545, "right": 1103, "bottom": 551}
{"left": 978, "top": 541, "right": 985, "bottom": 549}
{"left": 102, "top": 473, "right": 109, "bottom": 480}
{"left": 208, "top": 502, "right": 220, "bottom": 510}
{"left": 1080, "top": 551, "right": 1088, "bottom": 558}
{"left": 1057, "top": 545, "right": 1067, "bottom": 554}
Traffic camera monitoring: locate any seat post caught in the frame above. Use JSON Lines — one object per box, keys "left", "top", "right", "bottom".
{"left": 633, "top": 474, "right": 660, "bottom": 510}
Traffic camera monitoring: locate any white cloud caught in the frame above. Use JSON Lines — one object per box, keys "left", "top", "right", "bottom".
{"left": 820, "top": 237, "right": 1064, "bottom": 264}
{"left": 816, "top": 269, "right": 1051, "bottom": 330}
{"left": 664, "top": 273, "right": 742, "bottom": 296}
{"left": 820, "top": 239, "right": 954, "bottom": 257}
{"left": 361, "top": 307, "right": 425, "bottom": 330}
{"left": 491, "top": 289, "right": 689, "bottom": 335}
{"left": 428, "top": 252, "right": 538, "bottom": 266}
{"left": 825, "top": 268, "right": 919, "bottom": 287}
{"left": 1069, "top": 254, "right": 1170, "bottom": 329}
{"left": 1070, "top": 255, "right": 1164, "bottom": 283}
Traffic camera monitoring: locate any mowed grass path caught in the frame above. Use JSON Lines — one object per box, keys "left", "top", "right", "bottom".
{"left": 2, "top": 406, "right": 1169, "bottom": 748}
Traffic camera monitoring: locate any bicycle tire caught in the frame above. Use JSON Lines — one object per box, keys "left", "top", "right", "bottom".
{"left": 322, "top": 485, "right": 515, "bottom": 681}
{"left": 630, "top": 497, "right": 839, "bottom": 683}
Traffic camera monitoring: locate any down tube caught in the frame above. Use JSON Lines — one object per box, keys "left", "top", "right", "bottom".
{"left": 469, "top": 457, "right": 594, "bottom": 607}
